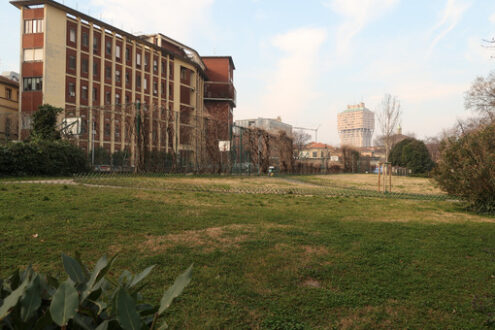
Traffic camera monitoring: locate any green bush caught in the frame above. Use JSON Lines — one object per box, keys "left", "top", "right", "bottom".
{"left": 389, "top": 138, "right": 434, "bottom": 175}
{"left": 0, "top": 141, "right": 88, "bottom": 176}
{"left": 433, "top": 121, "right": 495, "bottom": 213}
{"left": 0, "top": 253, "right": 192, "bottom": 329}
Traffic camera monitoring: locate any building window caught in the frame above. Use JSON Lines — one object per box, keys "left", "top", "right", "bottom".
{"left": 115, "top": 93, "right": 120, "bottom": 105}
{"left": 153, "top": 81, "right": 158, "bottom": 96}
{"left": 144, "top": 77, "right": 147, "bottom": 90}
{"left": 68, "top": 82, "right": 76, "bottom": 97}
{"left": 116, "top": 45, "right": 121, "bottom": 59}
{"left": 125, "top": 94, "right": 130, "bottom": 104}
{"left": 136, "top": 53, "right": 141, "bottom": 66}
{"left": 23, "top": 77, "right": 42, "bottom": 91}
{"left": 82, "top": 86, "right": 88, "bottom": 100}
{"left": 92, "top": 87, "right": 98, "bottom": 101}
{"left": 312, "top": 151, "right": 317, "bottom": 158}
{"left": 104, "top": 122, "right": 110, "bottom": 136}
{"left": 145, "top": 55, "right": 149, "bottom": 68}
{"left": 5, "top": 88, "right": 12, "bottom": 100}
{"left": 105, "top": 40, "right": 112, "bottom": 56}
{"left": 23, "top": 48, "right": 43, "bottom": 62}
{"left": 115, "top": 123, "right": 120, "bottom": 138}
{"left": 136, "top": 75, "right": 141, "bottom": 88}
{"left": 82, "top": 31, "right": 89, "bottom": 48}
{"left": 82, "top": 58, "right": 89, "bottom": 74}
{"left": 24, "top": 19, "right": 43, "bottom": 34}
{"left": 115, "top": 70, "right": 121, "bottom": 83}
{"left": 105, "top": 66, "right": 111, "bottom": 80}
{"left": 93, "top": 36, "right": 99, "bottom": 53}
{"left": 105, "top": 91, "right": 111, "bottom": 105}
{"left": 68, "top": 55, "right": 76, "bottom": 70}
{"left": 22, "top": 115, "right": 32, "bottom": 129}
{"left": 69, "top": 28, "right": 76, "bottom": 43}
{"left": 126, "top": 47, "right": 131, "bottom": 62}
{"left": 125, "top": 71, "right": 130, "bottom": 84}
{"left": 153, "top": 59, "right": 158, "bottom": 73}
{"left": 93, "top": 62, "right": 99, "bottom": 77}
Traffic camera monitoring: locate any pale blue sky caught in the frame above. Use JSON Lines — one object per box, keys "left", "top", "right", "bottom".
{"left": 1, "top": 0, "right": 494, "bottom": 144}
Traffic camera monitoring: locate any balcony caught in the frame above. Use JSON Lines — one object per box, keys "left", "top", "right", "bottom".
{"left": 204, "top": 81, "right": 236, "bottom": 107}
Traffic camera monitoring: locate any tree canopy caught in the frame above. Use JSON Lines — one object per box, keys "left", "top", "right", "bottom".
{"left": 388, "top": 138, "right": 434, "bottom": 174}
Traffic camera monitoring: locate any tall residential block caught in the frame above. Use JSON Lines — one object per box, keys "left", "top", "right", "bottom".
{"left": 11, "top": 0, "right": 235, "bottom": 166}
{"left": 337, "top": 102, "right": 374, "bottom": 148}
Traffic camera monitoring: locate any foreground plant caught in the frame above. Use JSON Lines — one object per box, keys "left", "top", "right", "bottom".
{"left": 0, "top": 253, "right": 192, "bottom": 329}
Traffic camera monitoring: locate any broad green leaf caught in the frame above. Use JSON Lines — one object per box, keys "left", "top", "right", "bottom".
{"left": 158, "top": 264, "right": 193, "bottom": 315}
{"left": 119, "top": 270, "right": 133, "bottom": 286}
{"left": 62, "top": 254, "right": 87, "bottom": 284}
{"left": 158, "top": 321, "right": 169, "bottom": 330}
{"left": 95, "top": 320, "right": 109, "bottom": 330}
{"left": 129, "top": 265, "right": 155, "bottom": 289}
{"left": 74, "top": 251, "right": 90, "bottom": 278}
{"left": 73, "top": 313, "right": 93, "bottom": 330}
{"left": 88, "top": 299, "right": 107, "bottom": 316}
{"left": 0, "top": 275, "right": 30, "bottom": 321}
{"left": 115, "top": 288, "right": 142, "bottom": 330}
{"left": 49, "top": 280, "right": 79, "bottom": 326}
{"left": 20, "top": 275, "right": 42, "bottom": 322}
{"left": 82, "top": 254, "right": 117, "bottom": 301}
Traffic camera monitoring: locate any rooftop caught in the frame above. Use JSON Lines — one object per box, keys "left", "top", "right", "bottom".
{"left": 0, "top": 75, "right": 19, "bottom": 88}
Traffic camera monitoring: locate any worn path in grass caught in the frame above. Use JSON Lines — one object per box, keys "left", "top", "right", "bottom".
{"left": 1, "top": 182, "right": 495, "bottom": 328}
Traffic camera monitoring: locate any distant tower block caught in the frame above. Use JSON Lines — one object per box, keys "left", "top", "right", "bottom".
{"left": 337, "top": 102, "right": 375, "bottom": 148}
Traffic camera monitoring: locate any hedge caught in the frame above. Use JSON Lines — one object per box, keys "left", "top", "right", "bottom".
{"left": 0, "top": 141, "right": 88, "bottom": 176}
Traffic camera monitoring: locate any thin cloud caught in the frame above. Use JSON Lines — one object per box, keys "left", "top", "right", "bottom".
{"left": 491, "top": 12, "right": 495, "bottom": 23}
{"left": 89, "top": 0, "right": 214, "bottom": 43}
{"left": 428, "top": 0, "right": 471, "bottom": 54}
{"left": 324, "top": 0, "right": 399, "bottom": 55}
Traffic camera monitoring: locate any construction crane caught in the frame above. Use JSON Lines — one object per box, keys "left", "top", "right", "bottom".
{"left": 293, "top": 125, "right": 321, "bottom": 142}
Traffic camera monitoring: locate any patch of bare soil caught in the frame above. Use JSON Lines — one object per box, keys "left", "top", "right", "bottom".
{"left": 141, "top": 224, "right": 256, "bottom": 253}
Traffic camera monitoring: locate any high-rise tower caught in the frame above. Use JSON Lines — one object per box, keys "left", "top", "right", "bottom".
{"left": 337, "top": 102, "right": 374, "bottom": 148}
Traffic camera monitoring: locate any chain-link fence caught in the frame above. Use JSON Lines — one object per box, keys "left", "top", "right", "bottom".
{"left": 71, "top": 173, "right": 451, "bottom": 201}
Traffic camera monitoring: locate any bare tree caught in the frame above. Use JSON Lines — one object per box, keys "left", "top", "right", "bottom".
{"left": 292, "top": 130, "right": 311, "bottom": 159}
{"left": 377, "top": 94, "right": 401, "bottom": 161}
{"left": 465, "top": 71, "right": 495, "bottom": 121}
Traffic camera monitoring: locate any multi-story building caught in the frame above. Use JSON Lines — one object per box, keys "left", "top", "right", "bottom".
{"left": 203, "top": 57, "right": 236, "bottom": 142}
{"left": 337, "top": 102, "right": 374, "bottom": 148}
{"left": 11, "top": 0, "right": 235, "bottom": 167}
{"left": 0, "top": 75, "right": 19, "bottom": 142}
{"left": 234, "top": 117, "right": 292, "bottom": 136}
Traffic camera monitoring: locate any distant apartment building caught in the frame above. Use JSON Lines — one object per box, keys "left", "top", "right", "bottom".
{"left": 11, "top": 0, "right": 235, "bottom": 166}
{"left": 0, "top": 75, "right": 19, "bottom": 142}
{"left": 234, "top": 117, "right": 292, "bottom": 136}
{"left": 299, "top": 142, "right": 338, "bottom": 160}
{"left": 337, "top": 102, "right": 374, "bottom": 148}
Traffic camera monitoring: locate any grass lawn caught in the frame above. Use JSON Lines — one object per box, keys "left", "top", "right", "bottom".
{"left": 1, "top": 178, "right": 495, "bottom": 329}
{"left": 293, "top": 174, "right": 445, "bottom": 195}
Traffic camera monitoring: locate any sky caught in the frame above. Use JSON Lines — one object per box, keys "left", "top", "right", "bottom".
{"left": 1, "top": 0, "right": 494, "bottom": 145}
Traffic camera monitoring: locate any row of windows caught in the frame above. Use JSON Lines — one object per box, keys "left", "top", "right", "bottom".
{"left": 23, "top": 77, "right": 42, "bottom": 91}
{"left": 67, "top": 82, "right": 169, "bottom": 103}
{"left": 24, "top": 19, "right": 43, "bottom": 34}
{"left": 68, "top": 83, "right": 137, "bottom": 106}
{"left": 68, "top": 57, "right": 167, "bottom": 95}
{"left": 68, "top": 28, "right": 166, "bottom": 75}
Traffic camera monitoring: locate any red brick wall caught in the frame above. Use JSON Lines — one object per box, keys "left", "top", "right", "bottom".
{"left": 203, "top": 58, "right": 231, "bottom": 82}
{"left": 22, "top": 62, "right": 43, "bottom": 77}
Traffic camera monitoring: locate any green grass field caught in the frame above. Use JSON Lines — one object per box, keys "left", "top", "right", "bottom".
{"left": 1, "top": 176, "right": 495, "bottom": 329}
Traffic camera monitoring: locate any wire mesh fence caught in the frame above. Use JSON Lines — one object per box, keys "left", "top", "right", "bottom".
{"left": 71, "top": 172, "right": 451, "bottom": 201}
